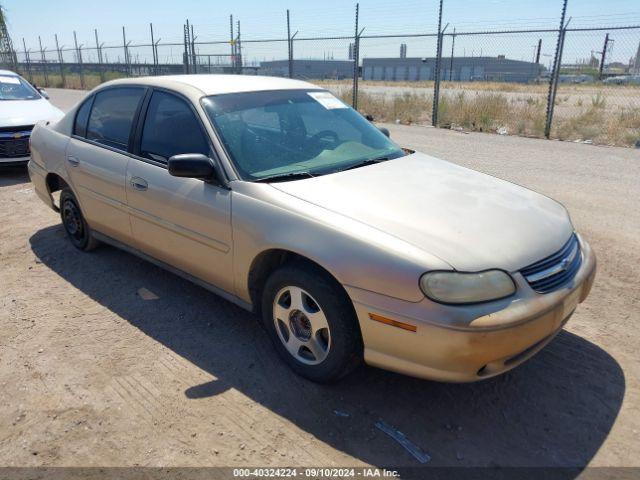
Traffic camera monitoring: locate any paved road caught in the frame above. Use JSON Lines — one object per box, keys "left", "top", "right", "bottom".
{"left": 0, "top": 88, "right": 637, "bottom": 471}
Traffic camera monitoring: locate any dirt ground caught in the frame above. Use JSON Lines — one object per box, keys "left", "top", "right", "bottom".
{"left": 1, "top": 89, "right": 639, "bottom": 474}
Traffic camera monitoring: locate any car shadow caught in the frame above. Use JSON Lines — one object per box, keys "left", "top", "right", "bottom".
{"left": 29, "top": 225, "right": 625, "bottom": 474}
{"left": 0, "top": 165, "right": 29, "bottom": 187}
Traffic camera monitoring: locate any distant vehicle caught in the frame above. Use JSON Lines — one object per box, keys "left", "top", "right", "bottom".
{"left": 604, "top": 75, "right": 640, "bottom": 85}
{"left": 29, "top": 75, "right": 596, "bottom": 383}
{"left": 559, "top": 74, "right": 594, "bottom": 84}
{"left": 0, "top": 70, "right": 63, "bottom": 167}
{"left": 604, "top": 76, "right": 627, "bottom": 85}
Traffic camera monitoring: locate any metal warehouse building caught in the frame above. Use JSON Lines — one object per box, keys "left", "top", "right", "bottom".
{"left": 260, "top": 59, "right": 354, "bottom": 80}
{"left": 362, "top": 56, "right": 544, "bottom": 83}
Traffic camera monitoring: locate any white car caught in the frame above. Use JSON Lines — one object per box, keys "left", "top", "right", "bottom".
{"left": 0, "top": 70, "right": 64, "bottom": 166}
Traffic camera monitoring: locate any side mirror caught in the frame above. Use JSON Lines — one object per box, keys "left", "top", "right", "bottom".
{"left": 378, "top": 126, "right": 390, "bottom": 138}
{"left": 168, "top": 153, "right": 217, "bottom": 181}
{"left": 36, "top": 87, "right": 49, "bottom": 99}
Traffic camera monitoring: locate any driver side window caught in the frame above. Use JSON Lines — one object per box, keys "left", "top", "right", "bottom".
{"left": 140, "top": 91, "right": 209, "bottom": 163}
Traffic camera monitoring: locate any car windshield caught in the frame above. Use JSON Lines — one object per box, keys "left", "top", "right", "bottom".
{"left": 202, "top": 89, "right": 404, "bottom": 181}
{"left": 0, "top": 74, "right": 41, "bottom": 101}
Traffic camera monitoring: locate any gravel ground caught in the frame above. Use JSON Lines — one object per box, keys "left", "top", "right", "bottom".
{"left": 0, "top": 88, "right": 638, "bottom": 473}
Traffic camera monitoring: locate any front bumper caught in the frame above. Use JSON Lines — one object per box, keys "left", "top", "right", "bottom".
{"left": 347, "top": 236, "right": 597, "bottom": 382}
{"left": 0, "top": 155, "right": 30, "bottom": 166}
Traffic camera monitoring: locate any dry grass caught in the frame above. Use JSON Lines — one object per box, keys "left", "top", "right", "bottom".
{"left": 438, "top": 91, "right": 546, "bottom": 136}
{"left": 27, "top": 72, "right": 127, "bottom": 90}
{"left": 335, "top": 88, "right": 433, "bottom": 124}
{"left": 333, "top": 87, "right": 546, "bottom": 138}
{"left": 329, "top": 81, "right": 640, "bottom": 147}
{"left": 319, "top": 78, "right": 640, "bottom": 95}
{"left": 554, "top": 102, "right": 640, "bottom": 147}
{"left": 318, "top": 79, "right": 549, "bottom": 94}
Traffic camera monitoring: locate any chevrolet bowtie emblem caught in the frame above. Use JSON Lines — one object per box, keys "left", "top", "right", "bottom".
{"left": 13, "top": 132, "right": 22, "bottom": 139}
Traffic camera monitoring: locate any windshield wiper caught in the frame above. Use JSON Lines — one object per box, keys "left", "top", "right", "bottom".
{"left": 254, "top": 171, "right": 316, "bottom": 183}
{"left": 340, "top": 156, "right": 391, "bottom": 172}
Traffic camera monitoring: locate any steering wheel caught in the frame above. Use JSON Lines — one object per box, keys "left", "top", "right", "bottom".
{"left": 307, "top": 130, "right": 340, "bottom": 151}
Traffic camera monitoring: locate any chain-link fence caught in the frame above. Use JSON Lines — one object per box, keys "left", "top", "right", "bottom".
{"left": 2, "top": 5, "right": 639, "bottom": 147}
{"left": 552, "top": 27, "right": 640, "bottom": 146}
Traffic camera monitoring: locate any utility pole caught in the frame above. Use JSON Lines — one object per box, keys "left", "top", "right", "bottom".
{"left": 535, "top": 38, "right": 542, "bottom": 64}
{"left": 599, "top": 33, "right": 610, "bottom": 80}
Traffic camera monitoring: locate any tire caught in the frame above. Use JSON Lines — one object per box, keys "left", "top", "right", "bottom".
{"left": 261, "top": 262, "right": 363, "bottom": 383}
{"left": 60, "top": 188, "right": 99, "bottom": 251}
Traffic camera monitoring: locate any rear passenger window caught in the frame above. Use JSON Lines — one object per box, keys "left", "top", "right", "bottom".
{"left": 140, "top": 91, "right": 209, "bottom": 163}
{"left": 73, "top": 97, "right": 93, "bottom": 137}
{"left": 86, "top": 88, "right": 145, "bottom": 152}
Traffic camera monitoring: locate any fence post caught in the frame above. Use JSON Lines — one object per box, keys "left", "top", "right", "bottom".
{"left": 95, "top": 29, "right": 105, "bottom": 83}
{"left": 150, "top": 23, "right": 157, "bottom": 75}
{"left": 22, "top": 38, "right": 32, "bottom": 83}
{"left": 431, "top": 0, "right": 444, "bottom": 126}
{"left": 122, "top": 26, "right": 131, "bottom": 77}
{"left": 287, "top": 10, "right": 292, "bottom": 78}
{"left": 229, "top": 15, "right": 235, "bottom": 71}
{"left": 351, "top": 3, "right": 359, "bottom": 109}
{"left": 544, "top": 0, "right": 568, "bottom": 138}
{"left": 154, "top": 37, "right": 161, "bottom": 75}
{"left": 54, "top": 34, "right": 65, "bottom": 88}
{"left": 38, "top": 36, "right": 49, "bottom": 87}
{"left": 73, "top": 31, "right": 84, "bottom": 89}
{"left": 190, "top": 23, "right": 197, "bottom": 74}
{"left": 598, "top": 33, "right": 609, "bottom": 80}
{"left": 183, "top": 22, "right": 190, "bottom": 74}
{"left": 449, "top": 28, "right": 455, "bottom": 81}
{"left": 236, "top": 20, "right": 242, "bottom": 73}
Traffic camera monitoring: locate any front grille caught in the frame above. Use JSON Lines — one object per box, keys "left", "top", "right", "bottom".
{"left": 0, "top": 125, "right": 33, "bottom": 158}
{"left": 521, "top": 234, "right": 582, "bottom": 294}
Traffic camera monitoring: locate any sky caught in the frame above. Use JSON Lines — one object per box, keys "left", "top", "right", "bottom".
{"left": 3, "top": 0, "right": 640, "bottom": 67}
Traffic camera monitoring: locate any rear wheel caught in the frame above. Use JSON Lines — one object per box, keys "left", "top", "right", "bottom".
{"left": 60, "top": 188, "right": 99, "bottom": 251}
{"left": 262, "top": 262, "right": 362, "bottom": 382}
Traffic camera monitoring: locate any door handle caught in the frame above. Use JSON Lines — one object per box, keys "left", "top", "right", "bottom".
{"left": 66, "top": 155, "right": 79, "bottom": 167}
{"left": 130, "top": 177, "right": 148, "bottom": 191}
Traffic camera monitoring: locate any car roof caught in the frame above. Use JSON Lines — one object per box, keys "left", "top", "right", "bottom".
{"left": 101, "top": 74, "right": 320, "bottom": 97}
{"left": 0, "top": 69, "right": 19, "bottom": 76}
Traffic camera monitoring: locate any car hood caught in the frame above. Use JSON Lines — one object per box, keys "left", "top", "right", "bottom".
{"left": 0, "top": 98, "right": 64, "bottom": 127}
{"left": 271, "top": 152, "right": 573, "bottom": 272}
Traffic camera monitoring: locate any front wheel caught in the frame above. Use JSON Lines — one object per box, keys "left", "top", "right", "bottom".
{"left": 261, "top": 262, "right": 363, "bottom": 383}
{"left": 60, "top": 188, "right": 99, "bottom": 251}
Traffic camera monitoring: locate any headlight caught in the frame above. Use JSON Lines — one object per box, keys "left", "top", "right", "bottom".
{"left": 420, "top": 270, "right": 516, "bottom": 304}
